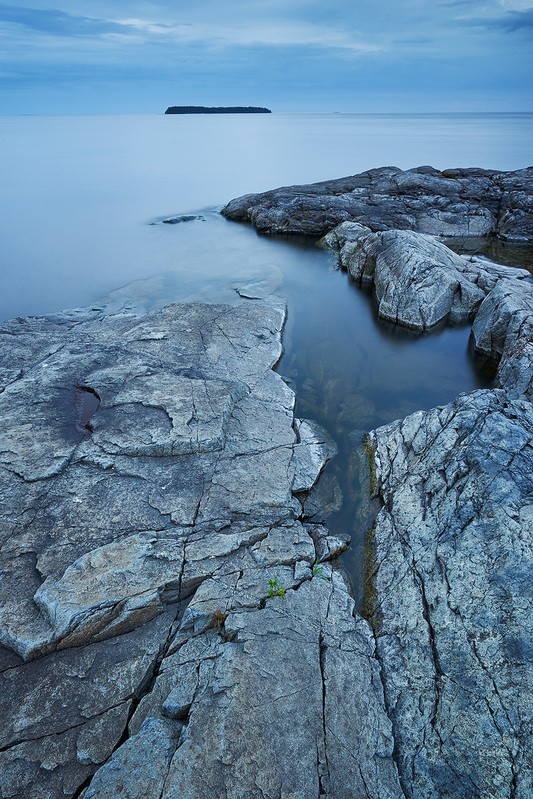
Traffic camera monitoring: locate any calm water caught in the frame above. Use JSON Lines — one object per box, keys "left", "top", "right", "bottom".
{"left": 1, "top": 112, "right": 532, "bottom": 602}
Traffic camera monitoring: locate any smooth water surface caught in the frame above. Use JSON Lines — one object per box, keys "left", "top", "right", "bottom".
{"left": 2, "top": 112, "right": 532, "bottom": 321}
{"left": 1, "top": 112, "right": 531, "bottom": 602}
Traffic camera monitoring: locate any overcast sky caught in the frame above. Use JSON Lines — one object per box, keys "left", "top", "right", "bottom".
{"left": 1, "top": 0, "right": 532, "bottom": 114}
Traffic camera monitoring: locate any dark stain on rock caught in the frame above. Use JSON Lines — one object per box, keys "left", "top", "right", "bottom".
{"left": 75, "top": 386, "right": 101, "bottom": 435}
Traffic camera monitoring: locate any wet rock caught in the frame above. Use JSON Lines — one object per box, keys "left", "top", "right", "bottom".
{"left": 338, "top": 393, "right": 376, "bottom": 427}
{"left": 337, "top": 226, "right": 530, "bottom": 329}
{"left": 222, "top": 165, "right": 533, "bottom": 241}
{"left": 157, "top": 214, "right": 205, "bottom": 224}
{"left": 368, "top": 389, "right": 533, "bottom": 799}
{"left": 302, "top": 471, "right": 344, "bottom": 521}
{"left": 235, "top": 278, "right": 278, "bottom": 299}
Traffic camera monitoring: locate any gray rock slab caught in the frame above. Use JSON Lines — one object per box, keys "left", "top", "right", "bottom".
{"left": 84, "top": 718, "right": 182, "bottom": 799}
{"left": 103, "top": 577, "right": 403, "bottom": 799}
{"left": 368, "top": 389, "right": 533, "bottom": 799}
{"left": 34, "top": 532, "right": 185, "bottom": 648}
{"left": 0, "top": 300, "right": 310, "bottom": 660}
{"left": 0, "top": 609, "right": 177, "bottom": 798}
{"left": 222, "top": 165, "right": 533, "bottom": 241}
{"left": 472, "top": 278, "right": 533, "bottom": 398}
{"left": 76, "top": 525, "right": 404, "bottom": 799}
{"left": 5, "top": 297, "right": 403, "bottom": 798}
{"left": 291, "top": 418, "right": 338, "bottom": 492}
{"left": 336, "top": 226, "right": 530, "bottom": 329}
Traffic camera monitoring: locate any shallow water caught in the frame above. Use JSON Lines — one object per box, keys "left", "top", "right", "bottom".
{"left": 2, "top": 112, "right": 532, "bottom": 321}
{"left": 1, "top": 112, "right": 531, "bottom": 603}
{"left": 271, "top": 234, "right": 499, "bottom": 604}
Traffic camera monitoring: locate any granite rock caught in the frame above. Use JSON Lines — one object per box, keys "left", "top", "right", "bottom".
{"left": 222, "top": 165, "right": 533, "bottom": 241}
{"left": 0, "top": 298, "right": 401, "bottom": 797}
{"left": 472, "top": 277, "right": 533, "bottom": 397}
{"left": 2, "top": 160, "right": 532, "bottom": 798}
{"left": 368, "top": 389, "right": 533, "bottom": 799}
{"left": 88, "top": 575, "right": 403, "bottom": 799}
{"left": 334, "top": 226, "right": 530, "bottom": 329}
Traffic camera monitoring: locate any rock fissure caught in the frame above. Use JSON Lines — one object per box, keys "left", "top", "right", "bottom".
{"left": 318, "top": 631, "right": 331, "bottom": 795}
{"left": 0, "top": 698, "right": 130, "bottom": 754}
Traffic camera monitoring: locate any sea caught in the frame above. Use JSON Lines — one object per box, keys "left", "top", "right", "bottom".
{"left": 1, "top": 111, "right": 532, "bottom": 601}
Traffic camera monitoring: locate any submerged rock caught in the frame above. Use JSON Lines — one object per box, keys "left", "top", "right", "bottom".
{"left": 222, "top": 165, "right": 533, "bottom": 241}
{"left": 161, "top": 214, "right": 205, "bottom": 224}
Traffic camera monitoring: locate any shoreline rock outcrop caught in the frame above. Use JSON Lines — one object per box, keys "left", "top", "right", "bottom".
{"left": 222, "top": 165, "right": 533, "bottom": 241}
{"left": 221, "top": 166, "right": 533, "bottom": 798}
{"left": 368, "top": 385, "right": 532, "bottom": 798}
{"left": 0, "top": 299, "right": 402, "bottom": 798}
{"left": 321, "top": 223, "right": 531, "bottom": 329}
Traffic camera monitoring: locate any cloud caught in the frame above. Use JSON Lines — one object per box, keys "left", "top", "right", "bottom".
{"left": 498, "top": 1, "right": 533, "bottom": 10}
{"left": 461, "top": 8, "right": 533, "bottom": 30}
{"left": 0, "top": 3, "right": 126, "bottom": 36}
{"left": 0, "top": 0, "right": 531, "bottom": 113}
{"left": 494, "top": 8, "right": 533, "bottom": 27}
{"left": 0, "top": 4, "right": 383, "bottom": 53}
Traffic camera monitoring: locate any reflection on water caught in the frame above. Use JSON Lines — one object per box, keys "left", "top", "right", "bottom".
{"left": 272, "top": 235, "right": 499, "bottom": 608}
{"left": 446, "top": 236, "right": 533, "bottom": 275}
{"left": 2, "top": 112, "right": 532, "bottom": 321}
{"left": 86, "top": 214, "right": 501, "bottom": 609}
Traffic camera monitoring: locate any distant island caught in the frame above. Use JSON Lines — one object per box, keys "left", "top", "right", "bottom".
{"left": 165, "top": 105, "right": 271, "bottom": 114}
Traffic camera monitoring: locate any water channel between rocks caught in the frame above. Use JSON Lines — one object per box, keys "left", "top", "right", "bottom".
{"left": 102, "top": 210, "right": 533, "bottom": 612}
{"left": 269, "top": 232, "right": 499, "bottom": 610}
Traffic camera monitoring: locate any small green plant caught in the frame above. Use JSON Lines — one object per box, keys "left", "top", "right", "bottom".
{"left": 267, "top": 578, "right": 286, "bottom": 599}
{"left": 311, "top": 560, "right": 328, "bottom": 580}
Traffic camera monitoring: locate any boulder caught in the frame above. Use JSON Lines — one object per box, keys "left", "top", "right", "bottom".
{"left": 473, "top": 278, "right": 533, "bottom": 397}
{"left": 335, "top": 225, "right": 530, "bottom": 329}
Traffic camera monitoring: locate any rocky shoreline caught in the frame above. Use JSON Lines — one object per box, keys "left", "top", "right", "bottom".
{"left": 1, "top": 298, "right": 400, "bottom": 798}
{"left": 1, "top": 166, "right": 532, "bottom": 798}
{"left": 222, "top": 165, "right": 533, "bottom": 241}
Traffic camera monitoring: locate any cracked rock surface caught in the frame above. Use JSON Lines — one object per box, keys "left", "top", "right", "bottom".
{"left": 222, "top": 166, "right": 532, "bottom": 799}
{"left": 323, "top": 224, "right": 530, "bottom": 330}
{"left": 0, "top": 299, "right": 401, "bottom": 797}
{"left": 368, "top": 383, "right": 532, "bottom": 797}
{"left": 222, "top": 165, "right": 533, "bottom": 241}
{"left": 473, "top": 278, "right": 533, "bottom": 398}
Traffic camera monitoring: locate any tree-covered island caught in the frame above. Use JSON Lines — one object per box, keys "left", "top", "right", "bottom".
{"left": 165, "top": 105, "right": 271, "bottom": 114}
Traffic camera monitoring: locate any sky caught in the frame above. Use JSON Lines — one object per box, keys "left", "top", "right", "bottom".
{"left": 0, "top": 0, "right": 532, "bottom": 114}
